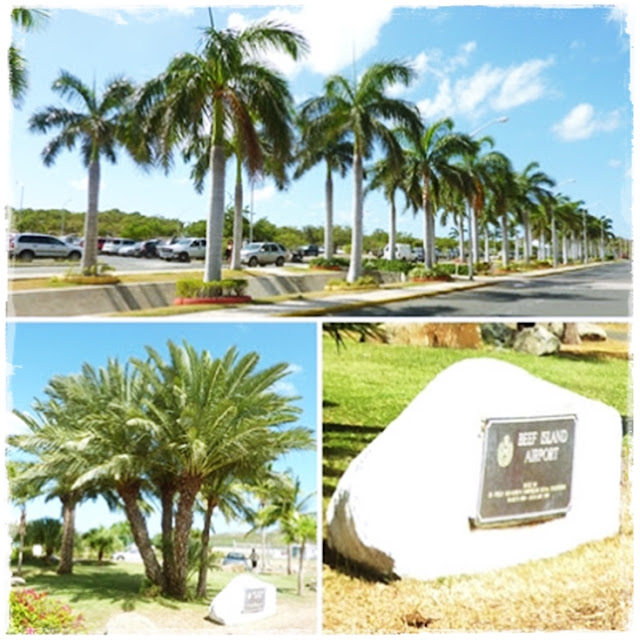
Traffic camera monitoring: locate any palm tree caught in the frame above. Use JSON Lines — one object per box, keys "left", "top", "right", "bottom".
{"left": 138, "top": 17, "right": 308, "bottom": 282}
{"left": 133, "top": 341, "right": 313, "bottom": 600}
{"left": 195, "top": 475, "right": 250, "bottom": 598}
{"left": 29, "top": 72, "right": 136, "bottom": 273}
{"left": 365, "top": 147, "right": 410, "bottom": 261}
{"left": 9, "top": 8, "right": 49, "bottom": 106}
{"left": 513, "top": 162, "right": 555, "bottom": 262}
{"left": 481, "top": 152, "right": 517, "bottom": 266}
{"left": 404, "top": 118, "right": 476, "bottom": 268}
{"left": 300, "top": 62, "right": 422, "bottom": 282}
{"left": 294, "top": 113, "right": 352, "bottom": 260}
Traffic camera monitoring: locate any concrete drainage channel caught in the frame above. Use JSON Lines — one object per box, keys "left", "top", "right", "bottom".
{"left": 7, "top": 272, "right": 367, "bottom": 317}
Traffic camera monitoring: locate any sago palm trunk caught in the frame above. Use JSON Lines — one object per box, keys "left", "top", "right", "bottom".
{"left": 196, "top": 496, "right": 216, "bottom": 599}
{"left": 204, "top": 141, "right": 226, "bottom": 282}
{"left": 347, "top": 152, "right": 364, "bottom": 283}
{"left": 81, "top": 159, "right": 100, "bottom": 274}
{"left": 119, "top": 482, "right": 165, "bottom": 589}
{"left": 324, "top": 165, "right": 334, "bottom": 259}
{"left": 57, "top": 496, "right": 77, "bottom": 575}
{"left": 170, "top": 476, "right": 201, "bottom": 600}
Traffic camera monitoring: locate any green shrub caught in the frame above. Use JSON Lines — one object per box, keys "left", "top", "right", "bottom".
{"left": 408, "top": 265, "right": 453, "bottom": 281}
{"left": 362, "top": 258, "right": 414, "bottom": 274}
{"left": 309, "top": 257, "right": 349, "bottom": 269}
{"left": 9, "top": 589, "right": 86, "bottom": 634}
{"left": 325, "top": 276, "right": 378, "bottom": 290}
{"left": 176, "top": 278, "right": 248, "bottom": 298}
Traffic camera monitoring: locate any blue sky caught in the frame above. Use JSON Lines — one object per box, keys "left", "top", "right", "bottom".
{"left": 5, "top": 321, "right": 319, "bottom": 535}
{"left": 3, "top": 0, "right": 635, "bottom": 240}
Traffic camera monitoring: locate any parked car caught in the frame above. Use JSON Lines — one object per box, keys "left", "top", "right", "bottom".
{"left": 112, "top": 546, "right": 143, "bottom": 563}
{"left": 8, "top": 232, "right": 82, "bottom": 261}
{"left": 240, "top": 242, "right": 290, "bottom": 267}
{"left": 411, "top": 246, "right": 425, "bottom": 262}
{"left": 383, "top": 243, "right": 413, "bottom": 261}
{"left": 117, "top": 239, "right": 161, "bottom": 258}
{"left": 291, "top": 244, "right": 320, "bottom": 262}
{"left": 222, "top": 552, "right": 248, "bottom": 569}
{"left": 101, "top": 238, "right": 136, "bottom": 254}
{"left": 157, "top": 237, "right": 206, "bottom": 262}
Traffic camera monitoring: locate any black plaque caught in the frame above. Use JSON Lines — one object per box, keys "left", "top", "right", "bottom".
{"left": 475, "top": 415, "right": 576, "bottom": 526}
{"left": 243, "top": 588, "right": 266, "bottom": 614}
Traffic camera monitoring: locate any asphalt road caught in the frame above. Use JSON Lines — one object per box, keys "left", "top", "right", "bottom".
{"left": 328, "top": 262, "right": 633, "bottom": 318}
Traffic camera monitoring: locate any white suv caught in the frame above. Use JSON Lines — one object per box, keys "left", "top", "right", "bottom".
{"left": 383, "top": 243, "right": 413, "bottom": 261}
{"left": 158, "top": 237, "right": 206, "bottom": 262}
{"left": 240, "top": 242, "right": 290, "bottom": 267}
{"left": 8, "top": 233, "right": 82, "bottom": 261}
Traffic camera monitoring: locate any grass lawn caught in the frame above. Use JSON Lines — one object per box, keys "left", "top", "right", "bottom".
{"left": 12, "top": 560, "right": 315, "bottom": 634}
{"left": 322, "top": 336, "right": 633, "bottom": 632}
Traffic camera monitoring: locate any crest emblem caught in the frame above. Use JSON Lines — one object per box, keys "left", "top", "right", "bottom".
{"left": 497, "top": 434, "right": 514, "bottom": 468}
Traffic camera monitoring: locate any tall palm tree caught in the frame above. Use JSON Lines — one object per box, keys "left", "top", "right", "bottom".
{"left": 9, "top": 8, "right": 49, "bottom": 107}
{"left": 513, "top": 162, "right": 555, "bottom": 262}
{"left": 300, "top": 62, "right": 422, "bottom": 282}
{"left": 294, "top": 113, "right": 352, "bottom": 260}
{"left": 404, "top": 118, "right": 476, "bottom": 268}
{"left": 481, "top": 152, "right": 516, "bottom": 266}
{"left": 138, "top": 18, "right": 308, "bottom": 282}
{"left": 29, "top": 72, "right": 136, "bottom": 273}
{"left": 365, "top": 147, "right": 410, "bottom": 261}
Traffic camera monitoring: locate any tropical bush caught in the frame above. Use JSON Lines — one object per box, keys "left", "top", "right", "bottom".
{"left": 176, "top": 278, "right": 248, "bottom": 298}
{"left": 8, "top": 589, "right": 86, "bottom": 634}
{"left": 326, "top": 276, "right": 378, "bottom": 290}
{"left": 362, "top": 258, "right": 414, "bottom": 274}
{"left": 408, "top": 265, "right": 453, "bottom": 281}
{"left": 309, "top": 257, "right": 349, "bottom": 270}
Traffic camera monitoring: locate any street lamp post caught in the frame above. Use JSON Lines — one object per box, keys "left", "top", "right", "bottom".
{"left": 466, "top": 116, "right": 509, "bottom": 280}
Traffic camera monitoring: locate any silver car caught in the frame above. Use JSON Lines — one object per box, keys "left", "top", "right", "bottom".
{"left": 240, "top": 242, "right": 290, "bottom": 267}
{"left": 8, "top": 232, "right": 82, "bottom": 261}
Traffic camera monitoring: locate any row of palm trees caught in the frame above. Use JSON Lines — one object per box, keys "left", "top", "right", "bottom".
{"left": 9, "top": 340, "right": 314, "bottom": 600}
{"left": 17, "top": 11, "right": 621, "bottom": 281}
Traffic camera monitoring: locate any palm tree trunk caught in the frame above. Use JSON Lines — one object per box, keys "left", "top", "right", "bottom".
{"left": 260, "top": 527, "right": 267, "bottom": 573}
{"left": 204, "top": 128, "right": 226, "bottom": 282}
{"left": 324, "top": 164, "right": 334, "bottom": 259}
{"left": 287, "top": 543, "right": 292, "bottom": 575}
{"left": 388, "top": 195, "right": 397, "bottom": 261}
{"left": 551, "top": 213, "right": 558, "bottom": 268}
{"left": 523, "top": 212, "right": 531, "bottom": 263}
{"left": 422, "top": 180, "right": 434, "bottom": 269}
{"left": 171, "top": 475, "right": 201, "bottom": 600}
{"left": 159, "top": 484, "right": 176, "bottom": 593}
{"left": 470, "top": 202, "right": 479, "bottom": 264}
{"left": 119, "top": 482, "right": 165, "bottom": 589}
{"left": 17, "top": 505, "right": 26, "bottom": 575}
{"left": 196, "top": 496, "right": 216, "bottom": 599}
{"left": 80, "top": 159, "right": 100, "bottom": 273}
{"left": 501, "top": 213, "right": 509, "bottom": 267}
{"left": 484, "top": 227, "right": 490, "bottom": 262}
{"left": 231, "top": 157, "right": 243, "bottom": 270}
{"left": 347, "top": 152, "right": 364, "bottom": 283}
{"left": 297, "top": 541, "right": 305, "bottom": 596}
{"left": 57, "top": 495, "right": 77, "bottom": 575}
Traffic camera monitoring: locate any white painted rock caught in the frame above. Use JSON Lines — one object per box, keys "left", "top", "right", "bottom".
{"left": 326, "top": 358, "right": 622, "bottom": 580}
{"left": 207, "top": 574, "right": 276, "bottom": 625}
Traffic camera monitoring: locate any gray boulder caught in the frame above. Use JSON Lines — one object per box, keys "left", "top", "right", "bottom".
{"left": 578, "top": 323, "right": 607, "bottom": 341}
{"left": 480, "top": 323, "right": 517, "bottom": 347}
{"left": 513, "top": 326, "right": 560, "bottom": 355}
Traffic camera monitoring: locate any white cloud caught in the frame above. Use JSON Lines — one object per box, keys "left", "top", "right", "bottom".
{"left": 6, "top": 411, "right": 29, "bottom": 436}
{"left": 286, "top": 363, "right": 303, "bottom": 376}
{"left": 608, "top": 159, "right": 622, "bottom": 168}
{"left": 79, "top": 7, "right": 194, "bottom": 26}
{"left": 416, "top": 54, "right": 553, "bottom": 121}
{"left": 271, "top": 380, "right": 298, "bottom": 397}
{"left": 227, "top": 2, "right": 394, "bottom": 77}
{"left": 491, "top": 58, "right": 554, "bottom": 110}
{"left": 252, "top": 183, "right": 276, "bottom": 203}
{"left": 551, "top": 103, "right": 621, "bottom": 141}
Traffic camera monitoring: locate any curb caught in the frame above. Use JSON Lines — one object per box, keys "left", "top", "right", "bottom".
{"left": 275, "top": 280, "right": 495, "bottom": 317}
